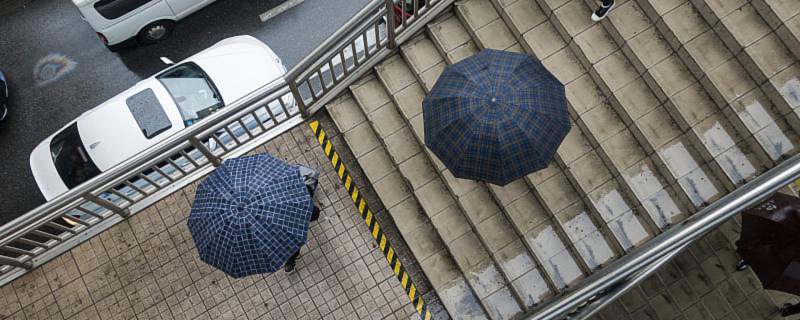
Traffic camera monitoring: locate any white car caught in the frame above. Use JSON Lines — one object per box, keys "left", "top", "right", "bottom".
{"left": 30, "top": 36, "right": 293, "bottom": 201}
{"left": 73, "top": 0, "right": 216, "bottom": 50}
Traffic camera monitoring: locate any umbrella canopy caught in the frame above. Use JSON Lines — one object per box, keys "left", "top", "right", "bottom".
{"left": 737, "top": 192, "right": 800, "bottom": 295}
{"left": 423, "top": 49, "right": 570, "bottom": 185}
{"left": 188, "top": 154, "right": 314, "bottom": 278}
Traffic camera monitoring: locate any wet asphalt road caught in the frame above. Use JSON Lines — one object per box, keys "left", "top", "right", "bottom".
{"left": 0, "top": 0, "right": 370, "bottom": 224}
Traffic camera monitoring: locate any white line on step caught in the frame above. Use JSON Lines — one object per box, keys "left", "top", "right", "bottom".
{"left": 259, "top": 0, "right": 306, "bottom": 22}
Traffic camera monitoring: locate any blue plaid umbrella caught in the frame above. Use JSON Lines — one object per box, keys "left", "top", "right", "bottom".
{"left": 187, "top": 154, "right": 313, "bottom": 278}
{"left": 423, "top": 49, "right": 570, "bottom": 185}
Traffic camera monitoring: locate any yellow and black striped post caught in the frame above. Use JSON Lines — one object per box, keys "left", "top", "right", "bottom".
{"left": 309, "top": 120, "right": 432, "bottom": 320}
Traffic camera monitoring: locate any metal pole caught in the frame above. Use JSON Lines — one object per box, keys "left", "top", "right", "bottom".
{"left": 189, "top": 137, "right": 222, "bottom": 167}
{"left": 289, "top": 81, "right": 308, "bottom": 118}
{"left": 84, "top": 194, "right": 128, "bottom": 218}
{"left": 385, "top": 0, "right": 397, "bottom": 49}
{"left": 525, "top": 153, "right": 800, "bottom": 320}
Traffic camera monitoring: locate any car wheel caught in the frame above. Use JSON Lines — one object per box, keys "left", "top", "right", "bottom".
{"left": 137, "top": 20, "right": 175, "bottom": 44}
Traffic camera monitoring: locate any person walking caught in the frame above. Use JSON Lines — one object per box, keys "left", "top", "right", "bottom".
{"left": 591, "top": 0, "right": 615, "bottom": 21}
{"left": 283, "top": 205, "right": 320, "bottom": 272}
{"left": 284, "top": 165, "right": 321, "bottom": 273}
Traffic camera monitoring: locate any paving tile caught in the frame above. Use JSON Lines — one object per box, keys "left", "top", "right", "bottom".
{"left": 367, "top": 102, "right": 405, "bottom": 138}
{"left": 384, "top": 127, "right": 423, "bottom": 164}
{"left": 53, "top": 279, "right": 93, "bottom": 319}
{"left": 12, "top": 268, "right": 51, "bottom": 308}
{"left": 94, "top": 288, "right": 135, "bottom": 320}
{"left": 358, "top": 147, "right": 395, "bottom": 183}
{"left": 42, "top": 252, "right": 81, "bottom": 291}
{"left": 0, "top": 284, "right": 22, "bottom": 318}
{"left": 129, "top": 205, "right": 168, "bottom": 244}
{"left": 98, "top": 221, "right": 138, "bottom": 259}
{"left": 82, "top": 261, "right": 122, "bottom": 303}
{"left": 18, "top": 293, "right": 62, "bottom": 320}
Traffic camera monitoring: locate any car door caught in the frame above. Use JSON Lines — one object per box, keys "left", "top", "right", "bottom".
{"left": 164, "top": 0, "right": 213, "bottom": 19}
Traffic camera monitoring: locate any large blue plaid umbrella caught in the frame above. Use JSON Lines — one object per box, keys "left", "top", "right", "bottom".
{"left": 423, "top": 49, "right": 570, "bottom": 185}
{"left": 187, "top": 154, "right": 313, "bottom": 278}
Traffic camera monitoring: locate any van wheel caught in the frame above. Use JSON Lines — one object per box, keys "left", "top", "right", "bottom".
{"left": 137, "top": 20, "right": 174, "bottom": 44}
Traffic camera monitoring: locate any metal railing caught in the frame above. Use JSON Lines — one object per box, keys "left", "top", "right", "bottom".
{"left": 0, "top": 0, "right": 454, "bottom": 287}
{"left": 523, "top": 153, "right": 800, "bottom": 320}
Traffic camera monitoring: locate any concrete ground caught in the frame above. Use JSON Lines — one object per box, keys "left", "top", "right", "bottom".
{"left": 0, "top": 119, "right": 437, "bottom": 320}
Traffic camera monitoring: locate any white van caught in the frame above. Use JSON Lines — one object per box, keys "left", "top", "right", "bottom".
{"left": 72, "top": 0, "right": 217, "bottom": 51}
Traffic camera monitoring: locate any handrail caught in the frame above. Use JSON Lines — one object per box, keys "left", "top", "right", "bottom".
{"left": 0, "top": 0, "right": 455, "bottom": 286}
{"left": 523, "top": 153, "right": 800, "bottom": 320}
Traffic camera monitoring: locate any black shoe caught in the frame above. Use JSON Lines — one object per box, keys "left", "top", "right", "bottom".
{"left": 591, "top": 0, "right": 614, "bottom": 21}
{"left": 284, "top": 262, "right": 295, "bottom": 272}
{"left": 736, "top": 259, "right": 749, "bottom": 271}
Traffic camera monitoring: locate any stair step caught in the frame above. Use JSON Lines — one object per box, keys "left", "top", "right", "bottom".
{"left": 643, "top": 0, "right": 800, "bottom": 162}
{"left": 428, "top": 8, "right": 630, "bottom": 279}
{"left": 375, "top": 49, "right": 565, "bottom": 313}
{"left": 425, "top": 13, "right": 590, "bottom": 290}
{"left": 350, "top": 70, "right": 531, "bottom": 319}
{"left": 487, "top": 0, "right": 702, "bottom": 238}
{"left": 326, "top": 95, "right": 487, "bottom": 320}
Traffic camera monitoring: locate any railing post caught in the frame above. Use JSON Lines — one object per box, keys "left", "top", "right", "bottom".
{"left": 189, "top": 137, "right": 222, "bottom": 167}
{"left": 385, "top": 0, "right": 397, "bottom": 49}
{"left": 0, "top": 256, "right": 31, "bottom": 270}
{"left": 84, "top": 194, "right": 129, "bottom": 218}
{"left": 289, "top": 81, "right": 308, "bottom": 118}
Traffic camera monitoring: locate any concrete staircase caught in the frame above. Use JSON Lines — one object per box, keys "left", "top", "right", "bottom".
{"left": 325, "top": 0, "right": 800, "bottom": 318}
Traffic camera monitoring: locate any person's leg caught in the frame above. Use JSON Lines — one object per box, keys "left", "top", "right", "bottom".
{"left": 284, "top": 250, "right": 300, "bottom": 272}
{"left": 591, "top": 0, "right": 615, "bottom": 21}
{"left": 310, "top": 206, "right": 320, "bottom": 222}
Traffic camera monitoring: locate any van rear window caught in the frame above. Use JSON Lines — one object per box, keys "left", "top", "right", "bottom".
{"left": 93, "top": 0, "right": 153, "bottom": 20}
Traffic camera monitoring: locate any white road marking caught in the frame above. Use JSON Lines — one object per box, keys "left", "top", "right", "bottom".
{"left": 259, "top": 0, "right": 306, "bottom": 22}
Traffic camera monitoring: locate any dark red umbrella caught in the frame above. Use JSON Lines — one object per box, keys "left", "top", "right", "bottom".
{"left": 737, "top": 192, "right": 800, "bottom": 295}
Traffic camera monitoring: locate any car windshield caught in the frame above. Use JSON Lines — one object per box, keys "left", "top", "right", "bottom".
{"left": 156, "top": 63, "right": 223, "bottom": 127}
{"left": 49, "top": 123, "right": 101, "bottom": 189}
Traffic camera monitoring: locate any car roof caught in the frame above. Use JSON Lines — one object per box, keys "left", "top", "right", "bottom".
{"left": 76, "top": 79, "right": 185, "bottom": 171}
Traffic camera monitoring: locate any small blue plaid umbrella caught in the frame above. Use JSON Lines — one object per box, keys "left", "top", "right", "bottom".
{"left": 423, "top": 49, "right": 570, "bottom": 185}
{"left": 187, "top": 154, "right": 313, "bottom": 278}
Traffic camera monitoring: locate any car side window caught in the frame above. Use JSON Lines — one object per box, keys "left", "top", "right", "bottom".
{"left": 126, "top": 88, "right": 172, "bottom": 139}
{"left": 93, "top": 0, "right": 154, "bottom": 20}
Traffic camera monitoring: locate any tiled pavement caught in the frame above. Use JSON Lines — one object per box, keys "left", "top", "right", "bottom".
{"left": 0, "top": 122, "right": 438, "bottom": 320}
